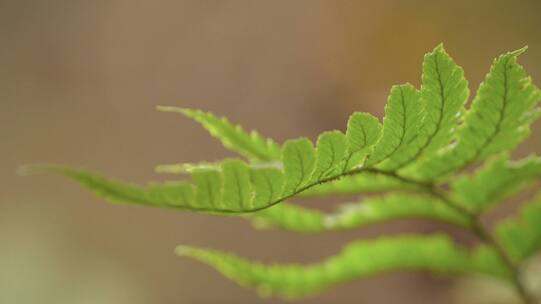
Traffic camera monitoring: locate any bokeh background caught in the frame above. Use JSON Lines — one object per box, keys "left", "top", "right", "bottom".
{"left": 2, "top": 1, "right": 541, "bottom": 303}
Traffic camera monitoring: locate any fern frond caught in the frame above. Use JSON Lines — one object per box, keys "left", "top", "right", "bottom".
{"left": 23, "top": 44, "right": 541, "bottom": 302}
{"left": 495, "top": 193, "right": 541, "bottom": 263}
{"left": 177, "top": 234, "right": 510, "bottom": 298}
{"left": 410, "top": 48, "right": 541, "bottom": 180}
{"left": 452, "top": 156, "right": 541, "bottom": 212}
{"left": 157, "top": 106, "right": 282, "bottom": 162}
{"left": 21, "top": 163, "right": 274, "bottom": 213}
{"left": 250, "top": 194, "right": 471, "bottom": 233}
{"left": 23, "top": 137, "right": 419, "bottom": 213}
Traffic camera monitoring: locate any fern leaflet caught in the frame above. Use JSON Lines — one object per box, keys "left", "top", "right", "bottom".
{"left": 178, "top": 234, "right": 510, "bottom": 298}
{"left": 250, "top": 194, "right": 471, "bottom": 233}
{"left": 158, "top": 106, "right": 282, "bottom": 162}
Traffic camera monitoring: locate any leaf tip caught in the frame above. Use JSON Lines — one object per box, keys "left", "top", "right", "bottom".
{"left": 17, "top": 164, "right": 55, "bottom": 176}
{"left": 509, "top": 46, "right": 528, "bottom": 57}
{"left": 175, "top": 245, "right": 195, "bottom": 257}
{"left": 157, "top": 105, "right": 192, "bottom": 115}
{"left": 432, "top": 43, "right": 448, "bottom": 54}
{"left": 155, "top": 164, "right": 180, "bottom": 174}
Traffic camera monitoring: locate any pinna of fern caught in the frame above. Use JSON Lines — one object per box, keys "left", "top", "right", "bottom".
{"left": 21, "top": 44, "right": 541, "bottom": 303}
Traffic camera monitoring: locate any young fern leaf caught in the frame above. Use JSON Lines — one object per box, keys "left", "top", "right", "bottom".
{"left": 282, "top": 138, "right": 316, "bottom": 195}
{"left": 21, "top": 133, "right": 392, "bottom": 214}
{"left": 452, "top": 155, "right": 541, "bottom": 213}
{"left": 249, "top": 203, "right": 325, "bottom": 233}
{"left": 365, "top": 84, "right": 423, "bottom": 169}
{"left": 157, "top": 106, "right": 282, "bottom": 162}
{"left": 495, "top": 193, "right": 541, "bottom": 264}
{"left": 221, "top": 160, "right": 253, "bottom": 209}
{"left": 365, "top": 45, "right": 469, "bottom": 174}
{"left": 342, "top": 112, "right": 382, "bottom": 170}
{"left": 19, "top": 165, "right": 199, "bottom": 209}
{"left": 192, "top": 169, "right": 222, "bottom": 208}
{"left": 312, "top": 131, "right": 348, "bottom": 180}
{"left": 407, "top": 44, "right": 469, "bottom": 159}
{"left": 410, "top": 48, "right": 541, "bottom": 181}
{"left": 177, "top": 234, "right": 510, "bottom": 298}
{"left": 250, "top": 194, "right": 471, "bottom": 233}
{"left": 21, "top": 163, "right": 279, "bottom": 213}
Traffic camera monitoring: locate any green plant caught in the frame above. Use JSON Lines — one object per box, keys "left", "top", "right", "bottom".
{"left": 21, "top": 44, "right": 541, "bottom": 303}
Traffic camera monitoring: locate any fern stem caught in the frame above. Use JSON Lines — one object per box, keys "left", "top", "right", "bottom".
{"left": 471, "top": 218, "right": 535, "bottom": 304}
{"left": 424, "top": 185, "right": 535, "bottom": 304}
{"left": 425, "top": 186, "right": 475, "bottom": 218}
{"left": 361, "top": 168, "right": 536, "bottom": 303}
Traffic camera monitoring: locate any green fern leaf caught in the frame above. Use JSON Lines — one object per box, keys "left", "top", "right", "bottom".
{"left": 192, "top": 169, "right": 222, "bottom": 208}
{"left": 495, "top": 193, "right": 541, "bottom": 263}
{"left": 452, "top": 156, "right": 541, "bottom": 212}
{"left": 342, "top": 112, "right": 382, "bottom": 170}
{"left": 21, "top": 164, "right": 266, "bottom": 213}
{"left": 19, "top": 165, "right": 200, "bottom": 209}
{"left": 177, "top": 234, "right": 510, "bottom": 298}
{"left": 410, "top": 48, "right": 541, "bottom": 180}
{"left": 158, "top": 106, "right": 282, "bottom": 162}
{"left": 414, "top": 44, "right": 469, "bottom": 156}
{"left": 311, "top": 131, "right": 348, "bottom": 180}
{"left": 23, "top": 137, "right": 386, "bottom": 213}
{"left": 250, "top": 168, "right": 285, "bottom": 207}
{"left": 459, "top": 47, "right": 541, "bottom": 159}
{"left": 388, "top": 45, "right": 470, "bottom": 172}
{"left": 249, "top": 203, "right": 325, "bottom": 232}
{"left": 365, "top": 84, "right": 423, "bottom": 168}
{"left": 22, "top": 45, "right": 541, "bottom": 301}
{"left": 250, "top": 194, "right": 471, "bottom": 233}
{"left": 281, "top": 138, "right": 316, "bottom": 195}
{"left": 221, "top": 160, "right": 254, "bottom": 209}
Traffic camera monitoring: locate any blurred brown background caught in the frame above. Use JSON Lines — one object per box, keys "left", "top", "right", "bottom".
{"left": 2, "top": 1, "right": 541, "bottom": 303}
